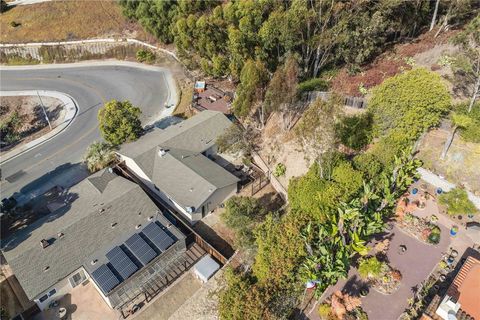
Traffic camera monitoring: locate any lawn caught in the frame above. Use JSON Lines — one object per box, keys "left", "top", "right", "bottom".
{"left": 0, "top": 1, "right": 148, "bottom": 43}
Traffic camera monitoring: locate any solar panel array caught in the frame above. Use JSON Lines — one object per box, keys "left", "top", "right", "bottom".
{"left": 125, "top": 233, "right": 157, "bottom": 266}
{"left": 89, "top": 221, "right": 177, "bottom": 295}
{"left": 91, "top": 264, "right": 120, "bottom": 294}
{"left": 142, "top": 222, "right": 175, "bottom": 252}
{"left": 106, "top": 246, "right": 138, "bottom": 280}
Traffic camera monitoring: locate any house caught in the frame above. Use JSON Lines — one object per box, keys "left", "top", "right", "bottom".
{"left": 192, "top": 81, "right": 233, "bottom": 114}
{"left": 422, "top": 255, "right": 480, "bottom": 320}
{"left": 0, "top": 169, "right": 189, "bottom": 312}
{"left": 118, "top": 110, "right": 239, "bottom": 224}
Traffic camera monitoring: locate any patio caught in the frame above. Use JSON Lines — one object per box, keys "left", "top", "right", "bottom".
{"left": 310, "top": 183, "right": 454, "bottom": 320}
{"left": 33, "top": 281, "right": 118, "bottom": 320}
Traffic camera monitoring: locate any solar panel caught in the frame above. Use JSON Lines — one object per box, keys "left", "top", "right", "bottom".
{"left": 91, "top": 264, "right": 120, "bottom": 294}
{"left": 125, "top": 233, "right": 157, "bottom": 266}
{"left": 106, "top": 246, "right": 138, "bottom": 280}
{"left": 142, "top": 222, "right": 175, "bottom": 252}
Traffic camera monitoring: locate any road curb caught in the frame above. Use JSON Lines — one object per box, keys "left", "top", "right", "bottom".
{"left": 0, "top": 90, "right": 78, "bottom": 165}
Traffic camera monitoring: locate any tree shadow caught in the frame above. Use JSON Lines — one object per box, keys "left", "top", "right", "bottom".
{"left": 341, "top": 275, "right": 368, "bottom": 297}
{"left": 256, "top": 191, "right": 285, "bottom": 213}
{"left": 192, "top": 221, "right": 235, "bottom": 259}
{"left": 1, "top": 163, "right": 86, "bottom": 251}
{"left": 144, "top": 115, "right": 183, "bottom": 131}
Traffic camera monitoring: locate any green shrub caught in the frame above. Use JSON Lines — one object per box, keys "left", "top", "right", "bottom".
{"left": 368, "top": 68, "right": 451, "bottom": 138}
{"left": 136, "top": 49, "right": 156, "bottom": 63}
{"left": 456, "top": 102, "right": 480, "bottom": 143}
{"left": 353, "top": 152, "right": 383, "bottom": 180}
{"left": 273, "top": 163, "right": 286, "bottom": 177}
{"left": 336, "top": 113, "right": 373, "bottom": 150}
{"left": 439, "top": 188, "right": 477, "bottom": 215}
{"left": 358, "top": 256, "right": 384, "bottom": 279}
{"left": 318, "top": 303, "right": 335, "bottom": 320}
{"left": 297, "top": 78, "right": 329, "bottom": 94}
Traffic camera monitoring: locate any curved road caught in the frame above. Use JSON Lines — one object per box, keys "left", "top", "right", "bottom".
{"left": 0, "top": 62, "right": 177, "bottom": 203}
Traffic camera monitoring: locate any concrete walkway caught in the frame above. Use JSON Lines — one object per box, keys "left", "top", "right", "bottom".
{"left": 417, "top": 168, "right": 480, "bottom": 210}
{"left": 0, "top": 90, "right": 77, "bottom": 164}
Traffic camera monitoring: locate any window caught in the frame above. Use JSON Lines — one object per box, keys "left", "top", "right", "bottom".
{"left": 201, "top": 206, "right": 206, "bottom": 218}
{"left": 69, "top": 270, "right": 87, "bottom": 288}
{"left": 48, "top": 289, "right": 56, "bottom": 297}
{"left": 39, "top": 294, "right": 48, "bottom": 303}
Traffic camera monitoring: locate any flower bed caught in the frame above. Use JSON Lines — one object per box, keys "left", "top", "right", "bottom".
{"left": 397, "top": 213, "right": 441, "bottom": 245}
{"left": 371, "top": 264, "right": 402, "bottom": 295}
{"left": 358, "top": 256, "right": 402, "bottom": 295}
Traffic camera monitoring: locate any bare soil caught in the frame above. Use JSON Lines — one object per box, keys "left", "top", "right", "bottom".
{"left": 0, "top": 95, "right": 65, "bottom": 153}
{"left": 417, "top": 127, "right": 480, "bottom": 196}
{"left": 259, "top": 112, "right": 312, "bottom": 188}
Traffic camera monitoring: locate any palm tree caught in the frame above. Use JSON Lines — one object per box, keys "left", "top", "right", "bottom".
{"left": 440, "top": 113, "right": 473, "bottom": 160}
{"left": 84, "top": 141, "right": 116, "bottom": 173}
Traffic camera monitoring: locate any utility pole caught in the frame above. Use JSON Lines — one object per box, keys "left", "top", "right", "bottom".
{"left": 37, "top": 91, "right": 52, "bottom": 130}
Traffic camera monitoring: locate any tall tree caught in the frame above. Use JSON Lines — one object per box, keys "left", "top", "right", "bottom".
{"left": 295, "top": 97, "right": 342, "bottom": 178}
{"left": 263, "top": 56, "right": 300, "bottom": 129}
{"left": 98, "top": 100, "right": 143, "bottom": 146}
{"left": 451, "top": 15, "right": 480, "bottom": 112}
{"left": 440, "top": 112, "right": 473, "bottom": 159}
{"left": 233, "top": 59, "right": 269, "bottom": 118}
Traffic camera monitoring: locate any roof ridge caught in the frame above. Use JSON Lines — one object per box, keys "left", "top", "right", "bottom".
{"left": 158, "top": 150, "right": 217, "bottom": 192}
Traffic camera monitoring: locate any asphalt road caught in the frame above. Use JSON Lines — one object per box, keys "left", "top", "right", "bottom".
{"left": 0, "top": 62, "right": 176, "bottom": 203}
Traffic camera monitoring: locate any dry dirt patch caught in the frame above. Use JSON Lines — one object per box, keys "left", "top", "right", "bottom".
{"left": 0, "top": 95, "right": 65, "bottom": 154}
{"left": 0, "top": 1, "right": 148, "bottom": 43}
{"left": 417, "top": 127, "right": 480, "bottom": 196}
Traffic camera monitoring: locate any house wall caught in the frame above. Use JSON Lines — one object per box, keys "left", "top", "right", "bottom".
{"left": 33, "top": 267, "right": 89, "bottom": 310}
{"left": 119, "top": 155, "right": 197, "bottom": 222}
{"left": 120, "top": 154, "right": 237, "bottom": 224}
{"left": 197, "top": 183, "right": 237, "bottom": 216}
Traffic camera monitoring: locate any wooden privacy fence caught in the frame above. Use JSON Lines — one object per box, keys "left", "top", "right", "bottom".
{"left": 305, "top": 91, "right": 367, "bottom": 109}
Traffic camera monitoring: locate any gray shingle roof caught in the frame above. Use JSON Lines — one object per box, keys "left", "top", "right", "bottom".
{"left": 120, "top": 110, "right": 233, "bottom": 158}
{"left": 146, "top": 147, "right": 238, "bottom": 209}
{"left": 1, "top": 169, "right": 173, "bottom": 300}
{"left": 119, "top": 111, "right": 239, "bottom": 210}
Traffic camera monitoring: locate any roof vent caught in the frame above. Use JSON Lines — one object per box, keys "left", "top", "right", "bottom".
{"left": 99, "top": 208, "right": 106, "bottom": 214}
{"left": 189, "top": 188, "right": 194, "bottom": 192}
{"left": 108, "top": 167, "right": 113, "bottom": 173}
{"left": 148, "top": 216, "right": 154, "bottom": 221}
{"left": 186, "top": 207, "right": 195, "bottom": 214}
{"left": 43, "top": 266, "right": 50, "bottom": 272}
{"left": 135, "top": 224, "right": 142, "bottom": 230}
{"left": 40, "top": 239, "right": 50, "bottom": 249}
{"left": 158, "top": 149, "right": 166, "bottom": 157}
{"left": 91, "top": 259, "right": 98, "bottom": 265}
{"left": 111, "top": 222, "right": 117, "bottom": 228}
{"left": 57, "top": 232, "right": 64, "bottom": 239}
{"left": 167, "top": 223, "right": 172, "bottom": 228}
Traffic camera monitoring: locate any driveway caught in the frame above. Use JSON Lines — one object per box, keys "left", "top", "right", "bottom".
{"left": 0, "top": 61, "right": 178, "bottom": 203}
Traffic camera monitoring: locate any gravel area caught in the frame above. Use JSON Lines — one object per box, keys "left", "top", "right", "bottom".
{"left": 169, "top": 269, "right": 224, "bottom": 320}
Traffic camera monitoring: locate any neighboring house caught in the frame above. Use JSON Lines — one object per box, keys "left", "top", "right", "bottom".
{"left": 1, "top": 169, "right": 188, "bottom": 312}
{"left": 422, "top": 255, "right": 480, "bottom": 320}
{"left": 118, "top": 110, "right": 239, "bottom": 224}
{"left": 192, "top": 81, "right": 233, "bottom": 114}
